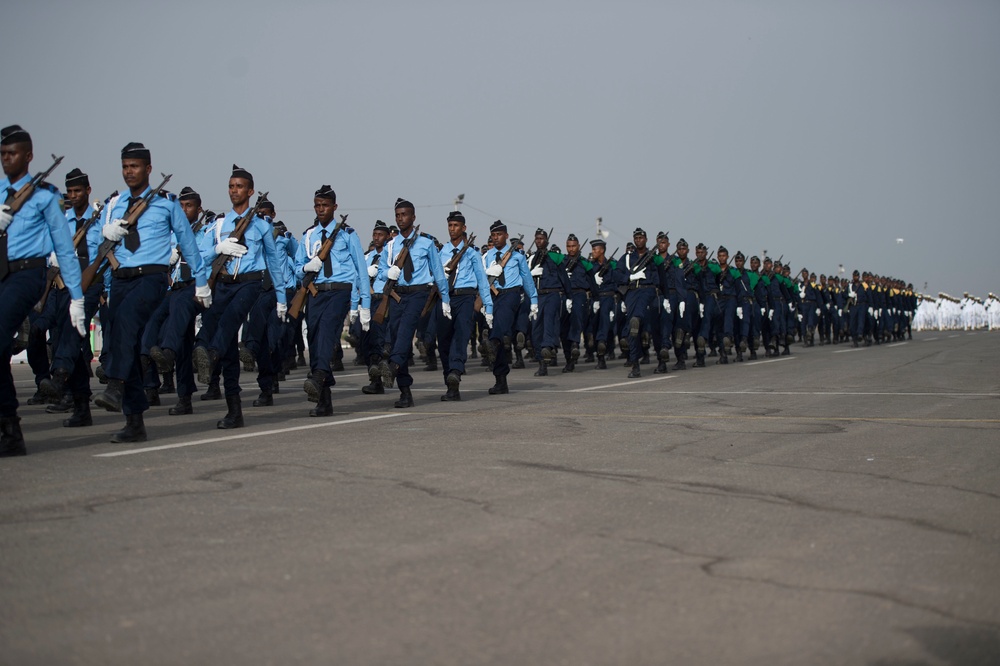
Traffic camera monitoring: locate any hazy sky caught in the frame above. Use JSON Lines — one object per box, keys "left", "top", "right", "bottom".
{"left": 5, "top": 0, "right": 998, "bottom": 297}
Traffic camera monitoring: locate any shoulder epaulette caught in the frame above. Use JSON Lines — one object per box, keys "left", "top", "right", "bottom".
{"left": 548, "top": 251, "right": 565, "bottom": 264}
{"left": 344, "top": 225, "right": 355, "bottom": 234}
{"left": 39, "top": 181, "right": 60, "bottom": 194}
{"left": 652, "top": 254, "right": 665, "bottom": 266}
{"left": 157, "top": 190, "right": 177, "bottom": 201}
{"left": 103, "top": 191, "right": 120, "bottom": 205}
{"left": 580, "top": 258, "right": 593, "bottom": 271}
{"left": 420, "top": 232, "right": 435, "bottom": 240}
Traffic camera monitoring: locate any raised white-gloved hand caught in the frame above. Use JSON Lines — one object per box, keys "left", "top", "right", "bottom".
{"left": 195, "top": 284, "right": 212, "bottom": 308}
{"left": 485, "top": 313, "right": 493, "bottom": 328}
{"left": 621, "top": 301, "right": 627, "bottom": 313}
{"left": 565, "top": 299, "right": 573, "bottom": 313}
{"left": 789, "top": 303, "right": 795, "bottom": 313}
{"left": 594, "top": 273, "right": 604, "bottom": 287}
{"left": 169, "top": 247, "right": 180, "bottom": 266}
{"left": 442, "top": 302, "right": 452, "bottom": 319}
{"left": 530, "top": 265, "right": 543, "bottom": 277}
{"left": 485, "top": 263, "right": 503, "bottom": 278}
{"left": 276, "top": 302, "right": 287, "bottom": 321}
{"left": 737, "top": 306, "right": 743, "bottom": 320}
{"left": 359, "top": 307, "right": 371, "bottom": 331}
{"left": 679, "top": 302, "right": 686, "bottom": 318}
{"left": 443, "top": 264, "right": 453, "bottom": 275}
{"left": 349, "top": 309, "right": 359, "bottom": 324}
{"left": 102, "top": 218, "right": 130, "bottom": 242}
{"left": 387, "top": 265, "right": 401, "bottom": 281}
{"left": 303, "top": 256, "right": 322, "bottom": 273}
{"left": 592, "top": 301, "right": 600, "bottom": 314}
{"left": 797, "top": 313, "right": 803, "bottom": 322}
{"left": 215, "top": 238, "right": 247, "bottom": 257}
{"left": 367, "top": 264, "right": 379, "bottom": 278}
{"left": 69, "top": 297, "right": 86, "bottom": 336}
{"left": 631, "top": 269, "right": 647, "bottom": 282}
{"left": 768, "top": 308, "right": 774, "bottom": 319}
{"left": 699, "top": 303, "right": 705, "bottom": 317}
{"left": 529, "top": 303, "right": 539, "bottom": 321}
{"left": 663, "top": 299, "right": 672, "bottom": 315}
{"left": 815, "top": 308, "right": 821, "bottom": 317}
{"left": 0, "top": 204, "right": 12, "bottom": 231}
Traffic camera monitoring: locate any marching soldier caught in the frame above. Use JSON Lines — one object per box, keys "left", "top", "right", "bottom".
{"left": 589, "top": 239, "right": 617, "bottom": 370}
{"left": 527, "top": 228, "right": 571, "bottom": 376}
{"left": 361, "top": 220, "right": 390, "bottom": 394}
{"left": 615, "top": 228, "right": 666, "bottom": 378}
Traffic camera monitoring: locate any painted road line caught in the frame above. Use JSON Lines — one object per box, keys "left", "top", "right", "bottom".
{"left": 743, "top": 356, "right": 796, "bottom": 365}
{"left": 570, "top": 376, "right": 675, "bottom": 392}
{"left": 833, "top": 348, "right": 865, "bottom": 353}
{"left": 886, "top": 342, "right": 908, "bottom": 348}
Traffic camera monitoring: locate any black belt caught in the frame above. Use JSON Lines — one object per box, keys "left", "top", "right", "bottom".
{"left": 450, "top": 287, "right": 478, "bottom": 297}
{"left": 538, "top": 288, "right": 563, "bottom": 295}
{"left": 718, "top": 294, "right": 734, "bottom": 301}
{"left": 112, "top": 264, "right": 170, "bottom": 280}
{"left": 495, "top": 286, "right": 522, "bottom": 295}
{"left": 395, "top": 284, "right": 432, "bottom": 294}
{"left": 628, "top": 284, "right": 657, "bottom": 292}
{"left": 598, "top": 290, "right": 617, "bottom": 296}
{"left": 571, "top": 288, "right": 589, "bottom": 294}
{"left": 314, "top": 281, "right": 352, "bottom": 292}
{"left": 171, "top": 279, "right": 195, "bottom": 291}
{"left": 6, "top": 257, "right": 47, "bottom": 274}
{"left": 217, "top": 270, "right": 266, "bottom": 284}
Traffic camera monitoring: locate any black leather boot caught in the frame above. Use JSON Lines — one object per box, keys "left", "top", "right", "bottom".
{"left": 628, "top": 362, "right": 641, "bottom": 378}
{"left": 39, "top": 367, "right": 70, "bottom": 400}
{"left": 94, "top": 378, "right": 124, "bottom": 412}
{"left": 394, "top": 387, "right": 414, "bottom": 408}
{"left": 145, "top": 388, "right": 161, "bottom": 406}
{"left": 159, "top": 372, "right": 176, "bottom": 394}
{"left": 304, "top": 370, "right": 328, "bottom": 403}
{"left": 488, "top": 374, "right": 509, "bottom": 395}
{"left": 150, "top": 345, "right": 175, "bottom": 373}
{"left": 253, "top": 390, "right": 273, "bottom": 407}
{"left": 310, "top": 386, "right": 333, "bottom": 417}
{"left": 217, "top": 394, "right": 244, "bottom": 429}
{"left": 169, "top": 395, "right": 193, "bottom": 415}
{"left": 596, "top": 355, "right": 607, "bottom": 370}
{"left": 201, "top": 381, "right": 222, "bottom": 400}
{"left": 441, "top": 371, "right": 462, "bottom": 401}
{"left": 193, "top": 346, "right": 218, "bottom": 385}
{"left": 63, "top": 395, "right": 93, "bottom": 427}
{"left": 110, "top": 412, "right": 147, "bottom": 443}
{"left": 0, "top": 416, "right": 27, "bottom": 457}
{"left": 45, "top": 392, "right": 74, "bottom": 413}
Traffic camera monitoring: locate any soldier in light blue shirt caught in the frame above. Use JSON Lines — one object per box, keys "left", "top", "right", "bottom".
{"left": 360, "top": 220, "right": 390, "bottom": 395}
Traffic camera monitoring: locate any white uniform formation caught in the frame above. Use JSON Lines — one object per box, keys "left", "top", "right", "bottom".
{"left": 913, "top": 293, "right": 1000, "bottom": 331}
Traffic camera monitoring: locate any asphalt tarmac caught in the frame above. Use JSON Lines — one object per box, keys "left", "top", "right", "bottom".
{"left": 1, "top": 331, "right": 998, "bottom": 665}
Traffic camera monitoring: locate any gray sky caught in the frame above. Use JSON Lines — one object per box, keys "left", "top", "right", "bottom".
{"left": 6, "top": 0, "right": 999, "bottom": 297}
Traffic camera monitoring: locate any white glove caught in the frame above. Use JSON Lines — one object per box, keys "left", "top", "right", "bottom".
{"left": 760, "top": 308, "right": 765, "bottom": 317}
{"left": 699, "top": 304, "right": 705, "bottom": 317}
{"left": 216, "top": 238, "right": 248, "bottom": 257}
{"left": 485, "top": 263, "right": 503, "bottom": 278}
{"left": 737, "top": 306, "right": 743, "bottom": 320}
{"left": 679, "top": 302, "right": 686, "bottom": 318}
{"left": 387, "top": 265, "right": 401, "bottom": 281}
{"left": 868, "top": 307, "right": 874, "bottom": 317}
{"left": 102, "top": 218, "right": 130, "bottom": 242}
{"left": 443, "top": 264, "right": 453, "bottom": 275}
{"left": 530, "top": 265, "right": 543, "bottom": 277}
{"left": 592, "top": 301, "right": 600, "bottom": 314}
{"left": 631, "top": 269, "right": 647, "bottom": 282}
{"left": 349, "top": 309, "right": 359, "bottom": 324}
{"left": 169, "top": 247, "right": 180, "bottom": 266}
{"left": 367, "top": 264, "right": 379, "bottom": 278}
{"left": 303, "top": 257, "right": 322, "bottom": 273}
{"left": 276, "top": 302, "right": 287, "bottom": 321}
{"left": 359, "top": 307, "right": 371, "bottom": 331}
{"left": 48, "top": 251, "right": 59, "bottom": 268}
{"left": 195, "top": 284, "right": 212, "bottom": 308}
{"left": 815, "top": 308, "right": 821, "bottom": 317}
{"left": 609, "top": 310, "right": 615, "bottom": 322}
{"left": 826, "top": 303, "right": 831, "bottom": 310}
{"left": 442, "top": 302, "right": 452, "bottom": 319}
{"left": 663, "top": 299, "right": 672, "bottom": 314}
{"left": 565, "top": 299, "right": 573, "bottom": 313}
{"left": 594, "top": 273, "right": 604, "bottom": 286}
{"left": 797, "top": 313, "right": 803, "bottom": 322}
{"left": 485, "top": 313, "right": 494, "bottom": 328}
{"left": 529, "top": 303, "right": 539, "bottom": 321}
{"left": 0, "top": 204, "right": 12, "bottom": 231}
{"left": 838, "top": 309, "right": 843, "bottom": 317}
{"left": 69, "top": 297, "right": 86, "bottom": 336}
{"left": 621, "top": 302, "right": 627, "bottom": 313}
{"left": 768, "top": 309, "right": 774, "bottom": 319}
{"left": 789, "top": 303, "right": 794, "bottom": 313}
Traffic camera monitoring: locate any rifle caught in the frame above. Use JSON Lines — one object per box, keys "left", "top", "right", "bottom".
{"left": 2, "top": 154, "right": 64, "bottom": 218}
{"left": 596, "top": 246, "right": 619, "bottom": 278}
{"left": 287, "top": 213, "right": 348, "bottom": 320}
{"left": 35, "top": 202, "right": 105, "bottom": 312}
{"left": 81, "top": 173, "right": 172, "bottom": 290}
{"left": 191, "top": 209, "right": 215, "bottom": 236}
{"left": 563, "top": 238, "right": 589, "bottom": 273}
{"left": 488, "top": 233, "right": 524, "bottom": 296}
{"left": 372, "top": 224, "right": 420, "bottom": 325}
{"left": 421, "top": 233, "right": 476, "bottom": 317}
{"left": 529, "top": 227, "right": 555, "bottom": 269}
{"left": 616, "top": 247, "right": 661, "bottom": 297}
{"left": 207, "top": 191, "right": 269, "bottom": 289}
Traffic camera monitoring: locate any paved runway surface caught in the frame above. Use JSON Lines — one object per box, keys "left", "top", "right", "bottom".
{"left": 2, "top": 332, "right": 998, "bottom": 665}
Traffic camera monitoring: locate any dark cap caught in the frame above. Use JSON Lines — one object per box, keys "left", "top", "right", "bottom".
{"left": 656, "top": 230, "right": 668, "bottom": 240}
{"left": 447, "top": 210, "right": 466, "bottom": 223}
{"left": 567, "top": 233, "right": 578, "bottom": 242}
{"left": 491, "top": 220, "right": 508, "bottom": 233}
{"left": 178, "top": 186, "right": 201, "bottom": 203}
{"left": 534, "top": 227, "right": 548, "bottom": 238}
{"left": 394, "top": 198, "right": 414, "bottom": 210}
{"left": 314, "top": 184, "right": 336, "bottom": 201}
{"left": 373, "top": 219, "right": 389, "bottom": 232}
{"left": 632, "top": 227, "right": 646, "bottom": 237}
{"left": 230, "top": 164, "right": 253, "bottom": 187}
{"left": 676, "top": 238, "right": 688, "bottom": 248}
{"left": 590, "top": 239, "right": 606, "bottom": 248}
{"left": 718, "top": 245, "right": 729, "bottom": 254}
{"left": 695, "top": 242, "right": 707, "bottom": 251}
{"left": 64, "top": 168, "right": 89, "bottom": 188}
{"left": 0, "top": 125, "right": 30, "bottom": 145}
{"left": 121, "top": 142, "right": 151, "bottom": 161}
{"left": 734, "top": 251, "right": 745, "bottom": 260}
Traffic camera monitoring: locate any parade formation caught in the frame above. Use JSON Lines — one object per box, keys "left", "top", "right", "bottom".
{"left": 2, "top": 125, "right": 996, "bottom": 456}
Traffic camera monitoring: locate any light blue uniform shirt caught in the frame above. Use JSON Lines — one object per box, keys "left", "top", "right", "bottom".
{"left": 276, "top": 233, "right": 297, "bottom": 290}
{"left": 485, "top": 242, "right": 538, "bottom": 306}
{"left": 200, "top": 208, "right": 286, "bottom": 303}
{"left": 64, "top": 204, "right": 104, "bottom": 272}
{"left": 2, "top": 173, "right": 82, "bottom": 299}
{"left": 367, "top": 246, "right": 388, "bottom": 295}
{"left": 441, "top": 240, "right": 493, "bottom": 314}
{"left": 294, "top": 222, "right": 370, "bottom": 309}
{"left": 105, "top": 187, "right": 207, "bottom": 288}
{"left": 380, "top": 229, "right": 450, "bottom": 304}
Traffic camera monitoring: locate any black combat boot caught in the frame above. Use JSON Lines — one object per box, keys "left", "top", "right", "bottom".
{"left": 110, "top": 412, "right": 147, "bottom": 443}
{"left": 310, "top": 386, "right": 333, "bottom": 417}
{"left": 145, "top": 388, "right": 161, "bottom": 406}
{"left": 394, "top": 387, "right": 414, "bottom": 409}
{"left": 150, "top": 346, "right": 175, "bottom": 373}
{"left": 596, "top": 355, "right": 607, "bottom": 370}
{"left": 362, "top": 363, "right": 385, "bottom": 394}
{"left": 239, "top": 343, "right": 256, "bottom": 372}
{"left": 159, "top": 372, "right": 176, "bottom": 394}
{"left": 379, "top": 360, "right": 399, "bottom": 389}
{"left": 0, "top": 416, "right": 27, "bottom": 457}
{"left": 441, "top": 371, "right": 462, "bottom": 401}
{"left": 653, "top": 360, "right": 668, "bottom": 374}
{"left": 95, "top": 364, "right": 108, "bottom": 384}
{"left": 94, "top": 378, "right": 124, "bottom": 412}
{"left": 512, "top": 348, "right": 525, "bottom": 369}
{"left": 217, "top": 394, "right": 244, "bottom": 429}
{"left": 193, "top": 346, "right": 219, "bottom": 386}
{"left": 45, "top": 392, "right": 74, "bottom": 414}
{"left": 253, "top": 390, "right": 273, "bottom": 407}
{"left": 169, "top": 395, "right": 193, "bottom": 415}
{"left": 303, "top": 370, "right": 328, "bottom": 404}
{"left": 201, "top": 380, "right": 222, "bottom": 400}
{"left": 628, "top": 362, "right": 641, "bottom": 378}
{"left": 672, "top": 355, "right": 686, "bottom": 370}
{"left": 694, "top": 352, "right": 706, "bottom": 368}
{"left": 534, "top": 360, "right": 548, "bottom": 377}
{"left": 25, "top": 389, "right": 49, "bottom": 406}
{"left": 561, "top": 359, "right": 575, "bottom": 373}
{"left": 63, "top": 395, "right": 93, "bottom": 427}
{"left": 488, "top": 374, "right": 509, "bottom": 395}
{"left": 39, "top": 367, "right": 70, "bottom": 401}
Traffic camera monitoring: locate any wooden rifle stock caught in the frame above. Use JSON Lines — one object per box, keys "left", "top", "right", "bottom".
{"left": 421, "top": 233, "right": 475, "bottom": 317}
{"left": 288, "top": 215, "right": 348, "bottom": 320}
{"left": 372, "top": 225, "right": 420, "bottom": 325}
{"left": 207, "top": 192, "right": 269, "bottom": 289}
{"left": 487, "top": 233, "right": 524, "bottom": 296}
{"left": 596, "top": 247, "right": 619, "bottom": 278}
{"left": 36, "top": 202, "right": 104, "bottom": 312}
{"left": 3, "top": 154, "right": 64, "bottom": 217}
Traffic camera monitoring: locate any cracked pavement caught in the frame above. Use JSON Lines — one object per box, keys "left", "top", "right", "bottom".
{"left": 1, "top": 331, "right": 998, "bottom": 665}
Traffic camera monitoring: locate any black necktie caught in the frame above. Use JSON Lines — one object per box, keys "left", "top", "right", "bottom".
{"left": 123, "top": 197, "right": 141, "bottom": 252}
{"left": 321, "top": 229, "right": 332, "bottom": 278}
{"left": 402, "top": 238, "right": 414, "bottom": 282}
{"left": 75, "top": 217, "right": 89, "bottom": 265}
{"left": 0, "top": 187, "right": 14, "bottom": 279}
{"left": 494, "top": 250, "right": 505, "bottom": 286}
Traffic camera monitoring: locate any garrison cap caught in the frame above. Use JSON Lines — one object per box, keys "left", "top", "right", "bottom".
{"left": 550, "top": 245, "right": 561, "bottom": 253}
{"left": 64, "top": 168, "right": 89, "bottom": 188}
{"left": 314, "top": 184, "right": 336, "bottom": 201}
{"left": 447, "top": 210, "right": 465, "bottom": 223}
{"left": 567, "top": 233, "right": 578, "bottom": 242}
{"left": 626, "top": 242, "right": 636, "bottom": 251}
{"left": 590, "top": 239, "right": 606, "bottom": 248}
{"left": 258, "top": 199, "right": 275, "bottom": 214}
{"left": 1, "top": 125, "right": 30, "bottom": 145}
{"left": 632, "top": 227, "right": 646, "bottom": 237}
{"left": 750, "top": 255, "right": 759, "bottom": 262}
{"left": 656, "top": 230, "right": 668, "bottom": 240}
{"left": 230, "top": 164, "right": 254, "bottom": 187}
{"left": 695, "top": 242, "right": 707, "bottom": 251}
{"left": 490, "top": 220, "right": 508, "bottom": 234}
{"left": 373, "top": 219, "right": 389, "bottom": 232}
{"left": 178, "top": 186, "right": 201, "bottom": 203}
{"left": 734, "top": 251, "right": 745, "bottom": 260}
{"left": 388, "top": 225, "right": 399, "bottom": 234}
{"left": 718, "top": 245, "right": 728, "bottom": 254}
{"left": 121, "top": 142, "right": 151, "bottom": 161}
{"left": 676, "top": 238, "right": 688, "bottom": 248}
{"left": 394, "top": 197, "right": 414, "bottom": 210}
{"left": 534, "top": 227, "right": 548, "bottom": 238}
